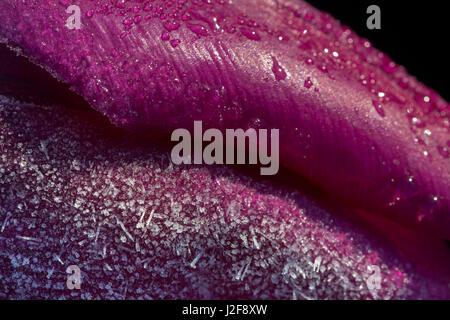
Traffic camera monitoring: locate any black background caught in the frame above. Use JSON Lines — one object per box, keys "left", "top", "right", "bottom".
{"left": 307, "top": 0, "right": 449, "bottom": 101}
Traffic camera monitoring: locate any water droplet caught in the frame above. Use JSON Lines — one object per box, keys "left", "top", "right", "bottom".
{"left": 271, "top": 56, "right": 287, "bottom": 81}
{"left": 305, "top": 57, "right": 314, "bottom": 65}
{"left": 437, "top": 145, "right": 449, "bottom": 158}
{"left": 170, "top": 39, "right": 181, "bottom": 48}
{"left": 304, "top": 77, "right": 313, "bottom": 89}
{"left": 123, "top": 18, "right": 133, "bottom": 26}
{"left": 164, "top": 21, "right": 180, "bottom": 31}
{"left": 143, "top": 3, "right": 153, "bottom": 12}
{"left": 414, "top": 94, "right": 433, "bottom": 113}
{"left": 381, "top": 60, "right": 397, "bottom": 74}
{"left": 247, "top": 117, "right": 264, "bottom": 129}
{"left": 240, "top": 27, "right": 261, "bottom": 41}
{"left": 187, "top": 23, "right": 208, "bottom": 36}
{"left": 410, "top": 116, "right": 426, "bottom": 128}
{"left": 161, "top": 31, "right": 170, "bottom": 41}
{"left": 226, "top": 26, "right": 237, "bottom": 34}
{"left": 372, "top": 100, "right": 385, "bottom": 118}
{"left": 317, "top": 65, "right": 328, "bottom": 73}
{"left": 397, "top": 78, "right": 409, "bottom": 89}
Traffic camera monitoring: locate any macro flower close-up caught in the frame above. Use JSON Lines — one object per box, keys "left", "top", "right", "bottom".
{"left": 0, "top": 0, "right": 448, "bottom": 303}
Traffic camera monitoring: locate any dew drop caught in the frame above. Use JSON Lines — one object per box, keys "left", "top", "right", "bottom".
{"left": 161, "top": 31, "right": 170, "bottom": 41}
{"left": 410, "top": 116, "right": 426, "bottom": 128}
{"left": 437, "top": 145, "right": 449, "bottom": 158}
{"left": 271, "top": 57, "right": 287, "bottom": 81}
{"left": 115, "top": 0, "right": 126, "bottom": 9}
{"left": 304, "top": 77, "right": 313, "bottom": 89}
{"left": 372, "top": 100, "right": 385, "bottom": 118}
{"left": 317, "top": 64, "right": 328, "bottom": 73}
{"left": 397, "top": 78, "right": 409, "bottom": 89}
{"left": 381, "top": 60, "right": 397, "bottom": 74}
{"left": 164, "top": 21, "right": 180, "bottom": 32}
{"left": 123, "top": 18, "right": 133, "bottom": 26}
{"left": 143, "top": 3, "right": 152, "bottom": 12}
{"left": 187, "top": 23, "right": 208, "bottom": 37}
{"left": 240, "top": 27, "right": 261, "bottom": 41}
{"left": 414, "top": 94, "right": 433, "bottom": 113}
{"left": 227, "top": 26, "right": 237, "bottom": 34}
{"left": 247, "top": 117, "right": 264, "bottom": 129}
{"left": 305, "top": 57, "right": 314, "bottom": 65}
{"left": 170, "top": 39, "right": 181, "bottom": 48}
